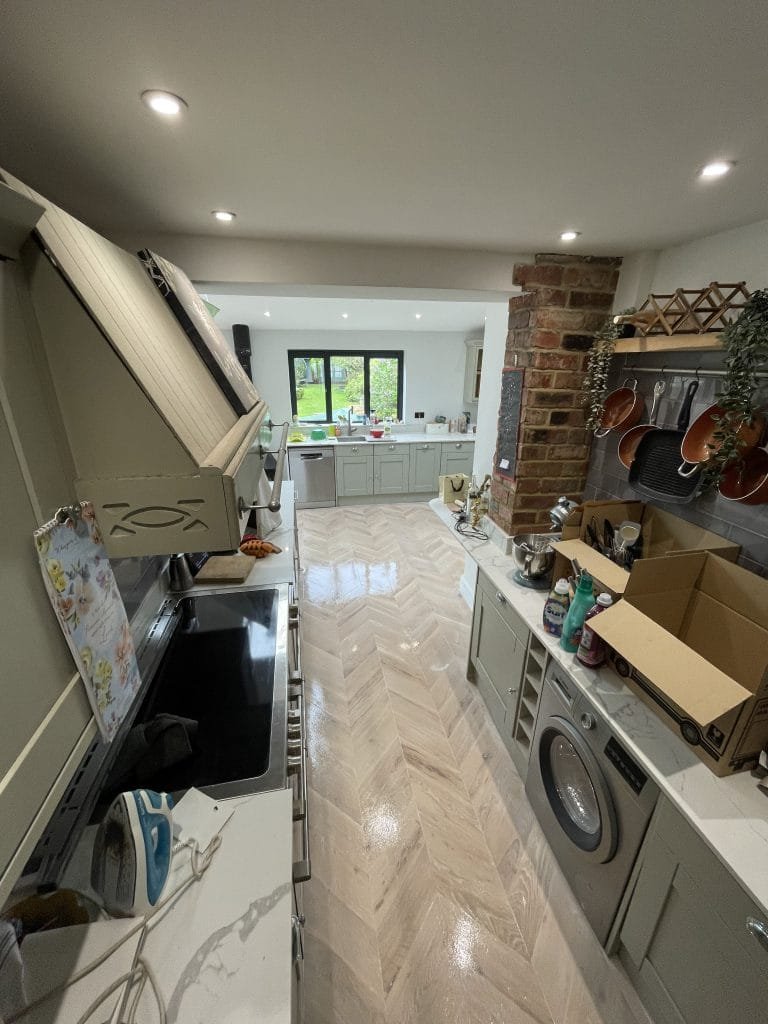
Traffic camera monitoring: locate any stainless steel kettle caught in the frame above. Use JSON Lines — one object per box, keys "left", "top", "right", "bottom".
{"left": 548, "top": 495, "right": 578, "bottom": 531}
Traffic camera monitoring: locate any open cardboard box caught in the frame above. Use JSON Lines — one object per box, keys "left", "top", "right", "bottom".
{"left": 551, "top": 500, "right": 740, "bottom": 598}
{"left": 591, "top": 551, "right": 768, "bottom": 776}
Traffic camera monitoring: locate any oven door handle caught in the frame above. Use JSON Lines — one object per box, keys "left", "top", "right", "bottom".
{"left": 288, "top": 688, "right": 311, "bottom": 883}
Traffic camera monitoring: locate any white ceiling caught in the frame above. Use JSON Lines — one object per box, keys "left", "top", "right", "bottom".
{"left": 202, "top": 293, "right": 490, "bottom": 334}
{"left": 1, "top": 1, "right": 767, "bottom": 254}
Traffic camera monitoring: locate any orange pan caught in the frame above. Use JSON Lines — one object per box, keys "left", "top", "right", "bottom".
{"left": 718, "top": 448, "right": 768, "bottom": 504}
{"left": 594, "top": 378, "right": 644, "bottom": 439}
{"left": 618, "top": 380, "right": 665, "bottom": 470}
{"left": 677, "top": 404, "right": 765, "bottom": 478}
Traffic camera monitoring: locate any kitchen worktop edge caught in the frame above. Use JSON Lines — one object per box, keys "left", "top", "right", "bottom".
{"left": 429, "top": 498, "right": 768, "bottom": 917}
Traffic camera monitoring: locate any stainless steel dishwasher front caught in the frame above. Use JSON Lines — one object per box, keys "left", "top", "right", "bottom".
{"left": 288, "top": 446, "right": 337, "bottom": 508}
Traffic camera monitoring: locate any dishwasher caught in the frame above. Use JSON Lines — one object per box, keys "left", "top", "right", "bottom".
{"left": 288, "top": 446, "right": 337, "bottom": 508}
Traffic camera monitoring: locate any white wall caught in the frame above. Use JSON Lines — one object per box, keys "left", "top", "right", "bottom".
{"left": 472, "top": 303, "right": 509, "bottom": 480}
{"left": 615, "top": 217, "right": 768, "bottom": 308}
{"left": 114, "top": 231, "right": 529, "bottom": 295}
{"left": 228, "top": 328, "right": 471, "bottom": 424}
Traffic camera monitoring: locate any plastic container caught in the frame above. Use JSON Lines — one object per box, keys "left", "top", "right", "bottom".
{"left": 310, "top": 428, "right": 327, "bottom": 440}
{"left": 559, "top": 573, "right": 595, "bottom": 653}
{"left": 576, "top": 593, "right": 614, "bottom": 667}
{"left": 543, "top": 578, "right": 570, "bottom": 638}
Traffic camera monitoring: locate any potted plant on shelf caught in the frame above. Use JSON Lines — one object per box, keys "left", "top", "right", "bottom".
{"left": 703, "top": 288, "right": 768, "bottom": 488}
{"left": 582, "top": 308, "right": 636, "bottom": 432}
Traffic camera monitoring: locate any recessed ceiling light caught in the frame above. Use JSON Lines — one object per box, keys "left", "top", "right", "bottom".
{"left": 141, "top": 90, "right": 187, "bottom": 116}
{"left": 414, "top": 313, "right": 422, "bottom": 319}
{"left": 263, "top": 311, "right": 271, "bottom": 318}
{"left": 341, "top": 313, "right": 349, "bottom": 319}
{"left": 212, "top": 210, "right": 236, "bottom": 222}
{"left": 560, "top": 230, "right": 580, "bottom": 241}
{"left": 699, "top": 161, "right": 734, "bottom": 180}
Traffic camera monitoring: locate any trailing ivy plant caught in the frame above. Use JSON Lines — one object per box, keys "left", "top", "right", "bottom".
{"left": 702, "top": 288, "right": 768, "bottom": 488}
{"left": 582, "top": 308, "right": 636, "bottom": 432}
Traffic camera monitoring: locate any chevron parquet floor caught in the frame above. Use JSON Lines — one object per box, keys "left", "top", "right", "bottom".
{"left": 297, "top": 503, "right": 652, "bottom": 1024}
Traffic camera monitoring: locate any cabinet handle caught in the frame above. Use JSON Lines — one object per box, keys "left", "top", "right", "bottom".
{"left": 388, "top": 444, "right": 396, "bottom": 450}
{"left": 507, "top": 687, "right": 514, "bottom": 695}
{"left": 746, "top": 917, "right": 768, "bottom": 952}
{"left": 455, "top": 442, "right": 462, "bottom": 449}
{"left": 495, "top": 591, "right": 507, "bottom": 605}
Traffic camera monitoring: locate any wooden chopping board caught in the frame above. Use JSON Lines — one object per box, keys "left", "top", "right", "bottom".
{"left": 194, "top": 554, "right": 255, "bottom": 584}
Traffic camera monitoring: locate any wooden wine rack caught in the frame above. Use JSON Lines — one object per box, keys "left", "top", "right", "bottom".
{"left": 620, "top": 282, "right": 751, "bottom": 337}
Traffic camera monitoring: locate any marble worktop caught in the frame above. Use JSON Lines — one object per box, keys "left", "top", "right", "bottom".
{"left": 18, "top": 789, "right": 295, "bottom": 1023}
{"left": 287, "top": 431, "right": 475, "bottom": 447}
{"left": 429, "top": 498, "right": 768, "bottom": 916}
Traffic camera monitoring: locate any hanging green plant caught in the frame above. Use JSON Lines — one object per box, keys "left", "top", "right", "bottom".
{"left": 702, "top": 289, "right": 768, "bottom": 488}
{"left": 582, "top": 308, "right": 635, "bottom": 432}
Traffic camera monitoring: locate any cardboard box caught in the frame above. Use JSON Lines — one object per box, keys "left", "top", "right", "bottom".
{"left": 591, "top": 552, "right": 768, "bottom": 776}
{"left": 551, "top": 500, "right": 740, "bottom": 598}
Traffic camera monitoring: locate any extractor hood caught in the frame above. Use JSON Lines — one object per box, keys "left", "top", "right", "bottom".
{"left": 0, "top": 169, "right": 276, "bottom": 557}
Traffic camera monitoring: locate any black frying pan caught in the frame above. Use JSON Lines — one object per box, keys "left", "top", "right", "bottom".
{"left": 628, "top": 380, "right": 701, "bottom": 503}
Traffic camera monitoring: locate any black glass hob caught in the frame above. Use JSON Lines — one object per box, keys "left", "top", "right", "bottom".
{"left": 112, "top": 589, "right": 280, "bottom": 794}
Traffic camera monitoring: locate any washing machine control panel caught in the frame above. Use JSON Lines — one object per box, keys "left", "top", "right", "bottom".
{"left": 604, "top": 736, "right": 648, "bottom": 794}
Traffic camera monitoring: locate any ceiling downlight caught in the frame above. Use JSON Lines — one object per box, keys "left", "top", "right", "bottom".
{"left": 212, "top": 210, "right": 236, "bottom": 222}
{"left": 560, "top": 230, "right": 581, "bottom": 242}
{"left": 699, "top": 161, "right": 734, "bottom": 180}
{"left": 141, "top": 90, "right": 187, "bottom": 116}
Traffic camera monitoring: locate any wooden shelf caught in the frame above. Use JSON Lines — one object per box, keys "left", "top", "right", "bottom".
{"left": 614, "top": 333, "right": 723, "bottom": 354}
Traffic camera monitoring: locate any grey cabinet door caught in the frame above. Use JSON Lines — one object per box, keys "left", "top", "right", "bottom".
{"left": 440, "top": 443, "right": 474, "bottom": 477}
{"left": 469, "top": 584, "right": 527, "bottom": 752}
{"left": 374, "top": 446, "right": 410, "bottom": 494}
{"left": 408, "top": 443, "right": 441, "bottom": 493}
{"left": 335, "top": 455, "right": 373, "bottom": 497}
{"left": 619, "top": 797, "right": 768, "bottom": 1024}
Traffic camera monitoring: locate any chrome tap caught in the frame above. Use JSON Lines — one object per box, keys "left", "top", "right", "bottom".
{"left": 347, "top": 407, "right": 357, "bottom": 435}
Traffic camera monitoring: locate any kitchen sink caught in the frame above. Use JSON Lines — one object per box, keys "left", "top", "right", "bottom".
{"left": 336, "top": 435, "right": 368, "bottom": 442}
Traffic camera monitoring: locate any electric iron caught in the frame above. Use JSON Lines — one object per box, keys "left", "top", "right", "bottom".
{"left": 91, "top": 790, "right": 173, "bottom": 917}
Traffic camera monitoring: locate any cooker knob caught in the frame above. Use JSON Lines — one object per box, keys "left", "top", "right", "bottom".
{"left": 580, "top": 712, "right": 595, "bottom": 731}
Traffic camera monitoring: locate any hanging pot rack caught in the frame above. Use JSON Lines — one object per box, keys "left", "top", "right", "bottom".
{"left": 620, "top": 363, "right": 768, "bottom": 381}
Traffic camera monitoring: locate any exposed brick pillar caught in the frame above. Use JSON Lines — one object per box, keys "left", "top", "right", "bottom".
{"left": 489, "top": 253, "right": 622, "bottom": 536}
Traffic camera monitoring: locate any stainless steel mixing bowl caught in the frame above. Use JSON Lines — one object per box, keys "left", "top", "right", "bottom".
{"left": 511, "top": 532, "right": 560, "bottom": 579}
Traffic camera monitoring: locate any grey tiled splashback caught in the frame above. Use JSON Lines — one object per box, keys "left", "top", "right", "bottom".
{"left": 583, "top": 349, "right": 768, "bottom": 577}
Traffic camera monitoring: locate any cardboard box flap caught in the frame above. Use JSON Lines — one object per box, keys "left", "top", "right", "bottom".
{"left": 592, "top": 601, "right": 752, "bottom": 724}
{"left": 622, "top": 550, "right": 706, "bottom": 597}
{"left": 697, "top": 554, "right": 768, "bottom": 629}
{"left": 551, "top": 539, "right": 629, "bottom": 595}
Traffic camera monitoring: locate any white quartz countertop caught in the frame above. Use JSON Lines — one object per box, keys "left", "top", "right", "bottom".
{"left": 133, "top": 789, "right": 294, "bottom": 1023}
{"left": 287, "top": 431, "right": 475, "bottom": 447}
{"left": 429, "top": 498, "right": 768, "bottom": 916}
{"left": 23, "top": 789, "right": 294, "bottom": 1024}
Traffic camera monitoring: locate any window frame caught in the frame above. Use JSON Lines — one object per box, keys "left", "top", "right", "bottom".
{"left": 287, "top": 349, "right": 404, "bottom": 422}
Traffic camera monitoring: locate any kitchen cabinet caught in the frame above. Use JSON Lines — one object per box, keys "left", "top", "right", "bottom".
{"left": 373, "top": 444, "right": 411, "bottom": 494}
{"left": 617, "top": 796, "right": 768, "bottom": 1024}
{"left": 464, "top": 339, "right": 483, "bottom": 404}
{"left": 408, "top": 442, "right": 441, "bottom": 494}
{"left": 468, "top": 570, "right": 529, "bottom": 757}
{"left": 334, "top": 444, "right": 373, "bottom": 497}
{"left": 440, "top": 440, "right": 474, "bottom": 478}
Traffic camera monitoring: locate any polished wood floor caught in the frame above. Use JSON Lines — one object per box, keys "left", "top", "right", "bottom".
{"left": 298, "top": 504, "right": 651, "bottom": 1024}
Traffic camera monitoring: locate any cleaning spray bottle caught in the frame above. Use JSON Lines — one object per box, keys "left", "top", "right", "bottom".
{"left": 560, "top": 572, "right": 594, "bottom": 653}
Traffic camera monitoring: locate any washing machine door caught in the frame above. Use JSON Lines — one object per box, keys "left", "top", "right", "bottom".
{"left": 538, "top": 716, "right": 618, "bottom": 863}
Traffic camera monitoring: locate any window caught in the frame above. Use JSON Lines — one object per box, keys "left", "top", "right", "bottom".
{"left": 288, "top": 350, "right": 403, "bottom": 423}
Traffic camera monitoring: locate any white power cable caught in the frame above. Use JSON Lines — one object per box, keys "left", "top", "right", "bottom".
{"left": 6, "top": 831, "right": 224, "bottom": 1024}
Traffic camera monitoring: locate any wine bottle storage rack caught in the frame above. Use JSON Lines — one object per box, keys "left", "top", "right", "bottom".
{"left": 512, "top": 632, "right": 548, "bottom": 775}
{"left": 619, "top": 281, "right": 751, "bottom": 337}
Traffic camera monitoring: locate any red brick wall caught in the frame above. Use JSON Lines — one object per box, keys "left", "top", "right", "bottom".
{"left": 489, "top": 254, "right": 622, "bottom": 535}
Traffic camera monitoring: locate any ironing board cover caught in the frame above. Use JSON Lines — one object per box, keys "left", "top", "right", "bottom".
{"left": 34, "top": 502, "right": 141, "bottom": 741}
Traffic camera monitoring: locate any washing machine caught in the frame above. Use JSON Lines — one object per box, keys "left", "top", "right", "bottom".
{"left": 525, "top": 659, "right": 659, "bottom": 946}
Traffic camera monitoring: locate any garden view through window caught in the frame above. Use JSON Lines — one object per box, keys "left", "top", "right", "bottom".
{"left": 288, "top": 350, "right": 404, "bottom": 423}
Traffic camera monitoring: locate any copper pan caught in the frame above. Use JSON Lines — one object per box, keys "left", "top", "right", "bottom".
{"left": 618, "top": 380, "right": 666, "bottom": 470}
{"left": 594, "top": 378, "right": 644, "bottom": 439}
{"left": 718, "top": 448, "right": 768, "bottom": 504}
{"left": 678, "top": 404, "right": 766, "bottom": 478}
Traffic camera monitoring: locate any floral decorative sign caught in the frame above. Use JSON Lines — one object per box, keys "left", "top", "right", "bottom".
{"left": 34, "top": 502, "right": 141, "bottom": 741}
